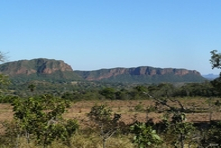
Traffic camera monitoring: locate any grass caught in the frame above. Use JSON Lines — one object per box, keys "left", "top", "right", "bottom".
{"left": 1, "top": 97, "right": 221, "bottom": 127}
{"left": 0, "top": 130, "right": 135, "bottom": 148}
{"left": 0, "top": 104, "right": 13, "bottom": 121}
{"left": 65, "top": 98, "right": 221, "bottom": 126}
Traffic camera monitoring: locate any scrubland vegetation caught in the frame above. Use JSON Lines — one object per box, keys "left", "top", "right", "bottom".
{"left": 2, "top": 95, "right": 221, "bottom": 148}
{"left": 1, "top": 50, "right": 221, "bottom": 147}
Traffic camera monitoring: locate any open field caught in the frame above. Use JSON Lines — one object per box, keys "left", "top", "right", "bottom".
{"left": 1, "top": 97, "right": 220, "bottom": 125}
{"left": 1, "top": 97, "right": 221, "bottom": 127}
{"left": 66, "top": 98, "right": 221, "bottom": 126}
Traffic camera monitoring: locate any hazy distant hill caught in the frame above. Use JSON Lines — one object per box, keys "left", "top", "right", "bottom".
{"left": 0, "top": 59, "right": 206, "bottom": 83}
{"left": 202, "top": 74, "right": 219, "bottom": 80}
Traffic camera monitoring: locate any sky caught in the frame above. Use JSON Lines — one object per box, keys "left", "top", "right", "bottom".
{"left": 1, "top": 0, "right": 221, "bottom": 75}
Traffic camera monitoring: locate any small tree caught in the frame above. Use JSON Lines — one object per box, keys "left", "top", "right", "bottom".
{"left": 207, "top": 50, "right": 221, "bottom": 146}
{"left": 165, "top": 112, "right": 195, "bottom": 148}
{"left": 144, "top": 92, "right": 195, "bottom": 147}
{"left": 210, "top": 50, "right": 221, "bottom": 95}
{"left": 88, "top": 104, "right": 121, "bottom": 148}
{"left": 210, "top": 50, "right": 221, "bottom": 69}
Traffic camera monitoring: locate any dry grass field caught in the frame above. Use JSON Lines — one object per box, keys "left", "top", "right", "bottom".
{"left": 65, "top": 98, "right": 221, "bottom": 127}
{"left": 0, "top": 103, "right": 13, "bottom": 121}
{"left": 1, "top": 97, "right": 221, "bottom": 127}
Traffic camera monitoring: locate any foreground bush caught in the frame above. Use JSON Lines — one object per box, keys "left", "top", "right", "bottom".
{"left": 1, "top": 95, "right": 79, "bottom": 148}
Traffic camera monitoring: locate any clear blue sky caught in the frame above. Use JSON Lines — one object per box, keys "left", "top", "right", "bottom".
{"left": 1, "top": 0, "right": 221, "bottom": 75}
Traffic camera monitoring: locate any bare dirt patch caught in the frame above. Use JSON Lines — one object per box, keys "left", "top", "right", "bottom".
{"left": 0, "top": 104, "right": 13, "bottom": 121}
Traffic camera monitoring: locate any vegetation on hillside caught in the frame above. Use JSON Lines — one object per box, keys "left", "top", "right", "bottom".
{"left": 0, "top": 58, "right": 206, "bottom": 85}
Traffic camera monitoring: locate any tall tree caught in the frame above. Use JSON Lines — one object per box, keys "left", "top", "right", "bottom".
{"left": 210, "top": 50, "right": 221, "bottom": 70}
{"left": 210, "top": 50, "right": 221, "bottom": 94}
{"left": 0, "top": 52, "right": 10, "bottom": 93}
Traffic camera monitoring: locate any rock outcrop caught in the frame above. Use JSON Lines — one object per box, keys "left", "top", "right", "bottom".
{"left": 75, "top": 66, "right": 205, "bottom": 83}
{"left": 76, "top": 66, "right": 201, "bottom": 80}
{"left": 0, "top": 58, "right": 73, "bottom": 76}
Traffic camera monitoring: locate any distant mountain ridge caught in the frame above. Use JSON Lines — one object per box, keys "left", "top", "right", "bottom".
{"left": 202, "top": 74, "right": 219, "bottom": 80}
{"left": 0, "top": 58, "right": 206, "bottom": 83}
{"left": 75, "top": 66, "right": 205, "bottom": 83}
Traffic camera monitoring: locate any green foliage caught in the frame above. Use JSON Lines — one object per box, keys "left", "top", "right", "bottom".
{"left": 0, "top": 129, "right": 134, "bottom": 148}
{"left": 148, "top": 83, "right": 175, "bottom": 98}
{"left": 210, "top": 50, "right": 221, "bottom": 69}
{"left": 130, "top": 85, "right": 148, "bottom": 100}
{"left": 0, "top": 74, "right": 10, "bottom": 96}
{"left": 99, "top": 87, "right": 116, "bottom": 99}
{"left": 0, "top": 121, "right": 21, "bottom": 148}
{"left": 210, "top": 50, "right": 221, "bottom": 95}
{"left": 88, "top": 104, "right": 122, "bottom": 148}
{"left": 154, "top": 99, "right": 196, "bottom": 148}
{"left": 177, "top": 82, "right": 217, "bottom": 97}
{"left": 134, "top": 85, "right": 148, "bottom": 92}
{"left": 0, "top": 95, "right": 18, "bottom": 103}
{"left": 5, "top": 77, "right": 219, "bottom": 99}
{"left": 130, "top": 122, "right": 162, "bottom": 148}
{"left": 115, "top": 88, "right": 129, "bottom": 100}
{"left": 88, "top": 104, "right": 112, "bottom": 123}
{"left": 0, "top": 74, "right": 10, "bottom": 86}
{"left": 167, "top": 113, "right": 195, "bottom": 148}
{"left": 11, "top": 95, "right": 78, "bottom": 147}
{"left": 207, "top": 121, "right": 221, "bottom": 145}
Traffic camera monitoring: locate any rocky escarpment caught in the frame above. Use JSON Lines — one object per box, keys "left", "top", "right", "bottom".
{"left": 0, "top": 58, "right": 73, "bottom": 76}
{"left": 0, "top": 59, "right": 205, "bottom": 83}
{"left": 129, "top": 67, "right": 200, "bottom": 76}
{"left": 75, "top": 66, "right": 205, "bottom": 83}
{"left": 0, "top": 58, "right": 82, "bottom": 82}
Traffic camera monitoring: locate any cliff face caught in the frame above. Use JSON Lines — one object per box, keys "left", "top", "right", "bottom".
{"left": 75, "top": 66, "right": 204, "bottom": 83}
{"left": 0, "top": 58, "right": 73, "bottom": 76}
{"left": 129, "top": 67, "right": 200, "bottom": 76}
{"left": 0, "top": 59, "right": 205, "bottom": 83}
